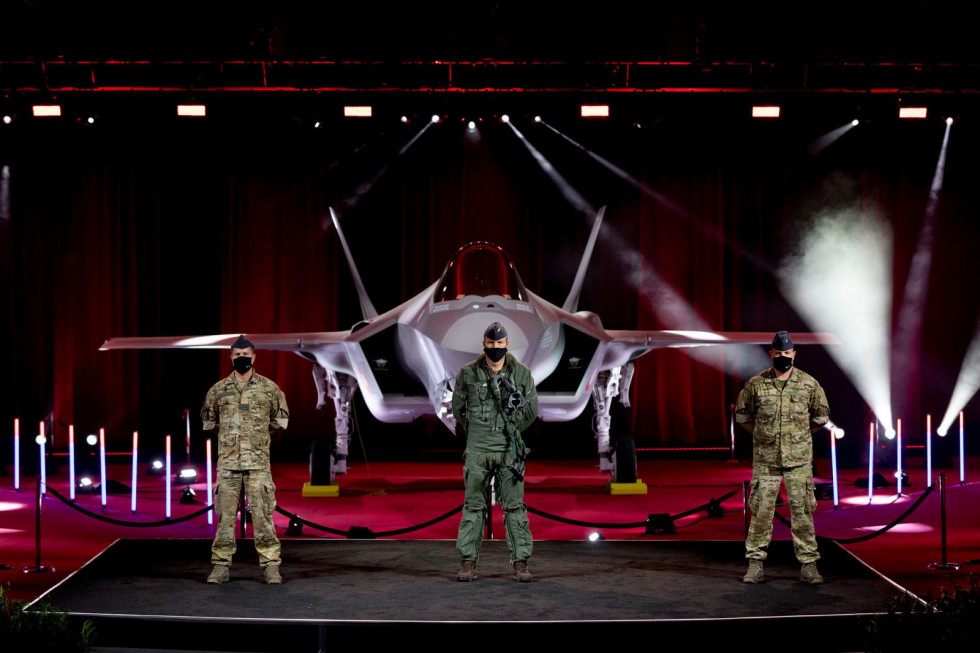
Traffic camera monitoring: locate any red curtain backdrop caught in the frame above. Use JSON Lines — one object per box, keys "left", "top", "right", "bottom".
{"left": 4, "top": 110, "right": 979, "bottom": 465}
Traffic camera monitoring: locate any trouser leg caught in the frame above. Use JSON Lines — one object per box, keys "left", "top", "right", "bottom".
{"left": 211, "top": 469, "right": 243, "bottom": 566}
{"left": 784, "top": 465, "right": 820, "bottom": 563}
{"left": 497, "top": 452, "right": 533, "bottom": 563}
{"left": 246, "top": 469, "right": 281, "bottom": 566}
{"left": 456, "top": 453, "right": 491, "bottom": 563}
{"left": 745, "top": 467, "right": 782, "bottom": 561}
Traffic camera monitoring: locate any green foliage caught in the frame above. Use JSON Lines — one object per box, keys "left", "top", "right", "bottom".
{"left": 0, "top": 585, "right": 95, "bottom": 652}
{"left": 864, "top": 573, "right": 980, "bottom": 650}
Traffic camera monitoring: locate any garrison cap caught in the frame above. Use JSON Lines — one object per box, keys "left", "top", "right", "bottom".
{"left": 484, "top": 322, "right": 507, "bottom": 341}
{"left": 771, "top": 331, "right": 794, "bottom": 351}
{"left": 231, "top": 334, "right": 254, "bottom": 350}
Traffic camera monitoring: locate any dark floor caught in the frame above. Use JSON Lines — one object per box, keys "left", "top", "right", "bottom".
{"left": 39, "top": 537, "right": 906, "bottom": 652}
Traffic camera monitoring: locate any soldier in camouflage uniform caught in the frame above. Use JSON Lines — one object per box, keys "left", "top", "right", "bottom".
{"left": 736, "top": 331, "right": 829, "bottom": 585}
{"left": 452, "top": 322, "right": 538, "bottom": 582}
{"left": 202, "top": 335, "right": 289, "bottom": 585}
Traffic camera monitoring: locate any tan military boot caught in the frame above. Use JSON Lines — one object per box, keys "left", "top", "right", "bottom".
{"left": 264, "top": 563, "right": 282, "bottom": 584}
{"left": 456, "top": 559, "right": 478, "bottom": 582}
{"left": 800, "top": 562, "right": 823, "bottom": 584}
{"left": 513, "top": 560, "right": 533, "bottom": 582}
{"left": 742, "top": 559, "right": 764, "bottom": 583}
{"left": 207, "top": 564, "right": 229, "bottom": 584}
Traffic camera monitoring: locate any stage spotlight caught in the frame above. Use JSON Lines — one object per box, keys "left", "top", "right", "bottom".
{"left": 894, "top": 470, "right": 909, "bottom": 484}
{"left": 34, "top": 434, "right": 46, "bottom": 445}
{"left": 314, "top": 121, "right": 322, "bottom": 129}
{"left": 431, "top": 114, "right": 441, "bottom": 123}
{"left": 500, "top": 114, "right": 510, "bottom": 123}
{"left": 178, "top": 467, "right": 197, "bottom": 482}
{"left": 3, "top": 115, "right": 11, "bottom": 124}
{"left": 78, "top": 476, "right": 93, "bottom": 489}
{"left": 587, "top": 532, "right": 604, "bottom": 542}
{"left": 343, "top": 105, "right": 372, "bottom": 117}
{"left": 86, "top": 116, "right": 95, "bottom": 124}
{"left": 645, "top": 513, "right": 675, "bottom": 535}
{"left": 946, "top": 117, "right": 953, "bottom": 125}
{"left": 177, "top": 104, "right": 206, "bottom": 117}
{"left": 752, "top": 105, "right": 780, "bottom": 118}
{"left": 286, "top": 516, "right": 304, "bottom": 536}
{"left": 32, "top": 105, "right": 61, "bottom": 117}
{"left": 86, "top": 434, "right": 98, "bottom": 446}
{"left": 533, "top": 116, "right": 541, "bottom": 123}
{"left": 180, "top": 486, "right": 197, "bottom": 504}
{"left": 580, "top": 104, "right": 609, "bottom": 118}
{"left": 147, "top": 459, "right": 165, "bottom": 476}
{"left": 467, "top": 120, "right": 476, "bottom": 130}
{"left": 851, "top": 119, "right": 860, "bottom": 126}
{"left": 899, "top": 107, "right": 927, "bottom": 119}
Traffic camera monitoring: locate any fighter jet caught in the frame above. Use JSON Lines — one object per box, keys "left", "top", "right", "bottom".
{"left": 101, "top": 206, "right": 837, "bottom": 484}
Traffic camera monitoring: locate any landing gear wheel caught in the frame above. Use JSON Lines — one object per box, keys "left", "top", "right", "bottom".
{"left": 612, "top": 437, "right": 637, "bottom": 484}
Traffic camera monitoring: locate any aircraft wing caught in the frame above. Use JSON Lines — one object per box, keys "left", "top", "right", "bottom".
{"left": 599, "top": 329, "right": 841, "bottom": 369}
{"left": 99, "top": 332, "right": 350, "bottom": 352}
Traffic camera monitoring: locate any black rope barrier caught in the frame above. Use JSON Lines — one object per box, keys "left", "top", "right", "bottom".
{"left": 46, "top": 485, "right": 214, "bottom": 527}
{"left": 526, "top": 487, "right": 741, "bottom": 530}
{"left": 770, "top": 484, "right": 937, "bottom": 544}
{"left": 274, "top": 504, "right": 463, "bottom": 539}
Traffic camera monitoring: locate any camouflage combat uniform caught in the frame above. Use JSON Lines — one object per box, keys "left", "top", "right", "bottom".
{"left": 736, "top": 367, "right": 829, "bottom": 564}
{"left": 452, "top": 352, "right": 538, "bottom": 565}
{"left": 202, "top": 371, "right": 289, "bottom": 569}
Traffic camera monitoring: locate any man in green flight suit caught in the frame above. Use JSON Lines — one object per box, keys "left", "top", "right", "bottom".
{"left": 202, "top": 335, "right": 289, "bottom": 585}
{"left": 453, "top": 321, "right": 538, "bottom": 582}
{"left": 736, "top": 330, "right": 830, "bottom": 585}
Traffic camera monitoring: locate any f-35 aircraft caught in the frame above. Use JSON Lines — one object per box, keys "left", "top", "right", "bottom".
{"left": 101, "top": 206, "right": 837, "bottom": 484}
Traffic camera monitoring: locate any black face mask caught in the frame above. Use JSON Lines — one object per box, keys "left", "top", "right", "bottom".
{"left": 772, "top": 355, "right": 793, "bottom": 374}
{"left": 233, "top": 356, "right": 253, "bottom": 374}
{"left": 484, "top": 347, "right": 507, "bottom": 363}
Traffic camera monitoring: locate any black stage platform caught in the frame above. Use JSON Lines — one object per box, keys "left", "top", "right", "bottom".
{"left": 33, "top": 538, "right": 913, "bottom": 652}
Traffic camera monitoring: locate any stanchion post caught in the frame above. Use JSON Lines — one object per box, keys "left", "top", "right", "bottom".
{"left": 928, "top": 472, "right": 961, "bottom": 570}
{"left": 23, "top": 475, "right": 55, "bottom": 573}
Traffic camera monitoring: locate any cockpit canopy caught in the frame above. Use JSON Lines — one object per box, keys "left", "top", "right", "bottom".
{"left": 433, "top": 242, "right": 527, "bottom": 302}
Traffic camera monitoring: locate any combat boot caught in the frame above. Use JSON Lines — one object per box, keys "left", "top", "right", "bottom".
{"left": 800, "top": 562, "right": 823, "bottom": 584}
{"left": 264, "top": 563, "right": 282, "bottom": 584}
{"left": 207, "top": 564, "right": 229, "bottom": 584}
{"left": 742, "top": 559, "right": 764, "bottom": 583}
{"left": 456, "top": 560, "right": 478, "bottom": 582}
{"left": 513, "top": 560, "right": 533, "bottom": 582}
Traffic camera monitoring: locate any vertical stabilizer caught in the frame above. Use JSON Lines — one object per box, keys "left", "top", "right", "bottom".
{"left": 329, "top": 207, "right": 378, "bottom": 319}
{"left": 561, "top": 205, "right": 606, "bottom": 313}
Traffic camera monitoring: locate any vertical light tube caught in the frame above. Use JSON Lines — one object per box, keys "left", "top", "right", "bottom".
{"left": 896, "top": 418, "right": 903, "bottom": 496}
{"left": 830, "top": 426, "right": 839, "bottom": 507}
{"left": 39, "top": 421, "right": 46, "bottom": 495}
{"left": 867, "top": 422, "right": 875, "bottom": 504}
{"left": 165, "top": 434, "right": 172, "bottom": 519}
{"left": 14, "top": 418, "right": 20, "bottom": 491}
{"left": 206, "top": 438, "right": 213, "bottom": 526}
{"left": 99, "top": 427, "right": 107, "bottom": 506}
{"left": 926, "top": 414, "right": 933, "bottom": 488}
{"left": 69, "top": 425, "right": 76, "bottom": 500}
{"left": 959, "top": 411, "right": 965, "bottom": 484}
{"left": 729, "top": 403, "right": 735, "bottom": 462}
{"left": 131, "top": 431, "right": 138, "bottom": 514}
{"left": 185, "top": 409, "right": 191, "bottom": 465}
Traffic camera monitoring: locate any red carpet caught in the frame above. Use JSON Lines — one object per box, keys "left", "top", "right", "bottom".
{"left": 2, "top": 456, "right": 978, "bottom": 604}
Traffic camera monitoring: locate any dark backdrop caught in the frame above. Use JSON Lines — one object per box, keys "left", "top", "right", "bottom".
{"left": 3, "top": 96, "right": 979, "bottom": 468}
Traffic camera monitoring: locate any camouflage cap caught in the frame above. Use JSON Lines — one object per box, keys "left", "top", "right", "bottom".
{"left": 771, "top": 330, "right": 794, "bottom": 351}
{"left": 484, "top": 322, "right": 507, "bottom": 341}
{"left": 231, "top": 334, "right": 254, "bottom": 350}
